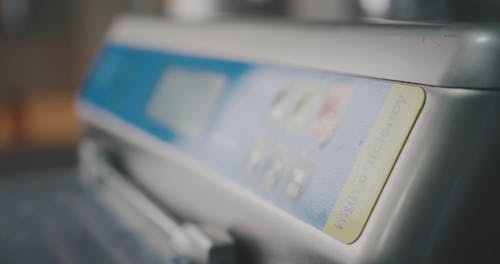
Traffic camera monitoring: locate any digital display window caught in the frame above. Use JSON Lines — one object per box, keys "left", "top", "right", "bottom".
{"left": 147, "top": 68, "right": 226, "bottom": 138}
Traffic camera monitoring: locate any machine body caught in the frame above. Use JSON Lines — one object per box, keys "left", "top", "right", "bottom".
{"left": 78, "top": 16, "right": 500, "bottom": 263}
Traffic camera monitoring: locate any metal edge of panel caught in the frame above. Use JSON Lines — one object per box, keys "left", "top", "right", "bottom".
{"left": 106, "top": 14, "right": 500, "bottom": 89}
{"left": 360, "top": 87, "right": 500, "bottom": 263}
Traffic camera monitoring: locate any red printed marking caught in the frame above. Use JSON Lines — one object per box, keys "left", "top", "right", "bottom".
{"left": 310, "top": 85, "right": 352, "bottom": 143}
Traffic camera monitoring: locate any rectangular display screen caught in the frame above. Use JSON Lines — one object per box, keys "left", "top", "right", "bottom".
{"left": 147, "top": 68, "right": 225, "bottom": 138}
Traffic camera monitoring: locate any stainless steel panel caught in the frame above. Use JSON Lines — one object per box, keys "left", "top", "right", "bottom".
{"left": 107, "top": 15, "right": 500, "bottom": 89}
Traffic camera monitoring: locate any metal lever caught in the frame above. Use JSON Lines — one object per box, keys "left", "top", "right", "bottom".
{"left": 79, "top": 139, "right": 236, "bottom": 264}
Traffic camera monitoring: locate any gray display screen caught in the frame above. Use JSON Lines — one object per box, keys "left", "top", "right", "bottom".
{"left": 147, "top": 68, "right": 226, "bottom": 138}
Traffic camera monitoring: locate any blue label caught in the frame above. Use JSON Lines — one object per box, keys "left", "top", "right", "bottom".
{"left": 81, "top": 45, "right": 392, "bottom": 230}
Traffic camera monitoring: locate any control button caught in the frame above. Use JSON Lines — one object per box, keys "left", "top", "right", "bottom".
{"left": 287, "top": 84, "right": 323, "bottom": 133}
{"left": 262, "top": 157, "right": 285, "bottom": 190}
{"left": 260, "top": 140, "right": 291, "bottom": 191}
{"left": 269, "top": 88, "right": 293, "bottom": 122}
{"left": 242, "top": 135, "right": 272, "bottom": 179}
{"left": 284, "top": 181, "right": 302, "bottom": 199}
{"left": 291, "top": 168, "right": 308, "bottom": 184}
{"left": 242, "top": 148, "right": 264, "bottom": 179}
{"left": 282, "top": 147, "right": 319, "bottom": 201}
{"left": 310, "top": 85, "right": 352, "bottom": 144}
{"left": 283, "top": 168, "right": 309, "bottom": 200}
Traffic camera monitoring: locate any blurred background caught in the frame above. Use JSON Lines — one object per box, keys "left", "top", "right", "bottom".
{"left": 0, "top": 1, "right": 499, "bottom": 263}
{"left": 0, "top": 0, "right": 500, "bottom": 162}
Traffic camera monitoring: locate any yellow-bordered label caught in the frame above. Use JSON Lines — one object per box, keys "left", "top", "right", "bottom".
{"left": 324, "top": 84, "right": 425, "bottom": 244}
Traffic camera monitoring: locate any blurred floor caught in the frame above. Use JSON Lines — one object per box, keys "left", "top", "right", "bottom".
{"left": 0, "top": 167, "right": 175, "bottom": 263}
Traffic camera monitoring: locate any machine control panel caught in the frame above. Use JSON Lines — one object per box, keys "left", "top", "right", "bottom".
{"left": 81, "top": 45, "right": 425, "bottom": 244}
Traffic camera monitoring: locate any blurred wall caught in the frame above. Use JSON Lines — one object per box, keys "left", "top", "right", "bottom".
{"left": 0, "top": 0, "right": 161, "bottom": 151}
